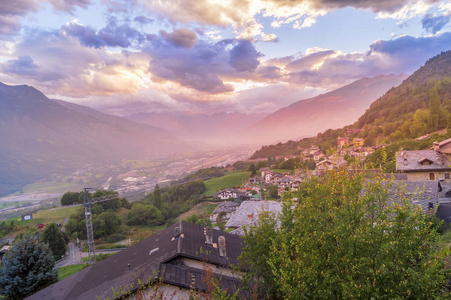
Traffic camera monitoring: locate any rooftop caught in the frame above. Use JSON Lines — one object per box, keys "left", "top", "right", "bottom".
{"left": 225, "top": 201, "right": 283, "bottom": 229}
{"left": 396, "top": 150, "right": 451, "bottom": 172}
{"left": 27, "top": 221, "right": 245, "bottom": 300}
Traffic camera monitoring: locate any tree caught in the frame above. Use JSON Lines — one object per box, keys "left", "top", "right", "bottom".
{"left": 93, "top": 212, "right": 122, "bottom": 238}
{"left": 42, "top": 223, "right": 66, "bottom": 260}
{"left": 127, "top": 203, "right": 164, "bottom": 227}
{"left": 0, "top": 232, "right": 57, "bottom": 298}
{"left": 267, "top": 185, "right": 279, "bottom": 199}
{"left": 154, "top": 184, "right": 162, "bottom": 209}
{"left": 248, "top": 164, "right": 257, "bottom": 177}
{"left": 60, "top": 191, "right": 82, "bottom": 206}
{"left": 241, "top": 169, "right": 447, "bottom": 299}
{"left": 429, "top": 87, "right": 445, "bottom": 131}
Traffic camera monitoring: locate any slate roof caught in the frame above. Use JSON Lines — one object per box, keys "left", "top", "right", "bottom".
{"left": 387, "top": 181, "right": 441, "bottom": 212}
{"left": 27, "top": 221, "right": 245, "bottom": 300}
{"left": 225, "top": 201, "right": 283, "bottom": 229}
{"left": 396, "top": 150, "right": 451, "bottom": 172}
{"left": 436, "top": 203, "right": 451, "bottom": 227}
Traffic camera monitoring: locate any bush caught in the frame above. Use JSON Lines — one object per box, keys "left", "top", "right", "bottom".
{"left": 105, "top": 233, "right": 126, "bottom": 243}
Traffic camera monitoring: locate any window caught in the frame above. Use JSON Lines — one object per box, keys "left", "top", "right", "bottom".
{"left": 429, "top": 173, "right": 435, "bottom": 180}
{"left": 446, "top": 173, "right": 450, "bottom": 179}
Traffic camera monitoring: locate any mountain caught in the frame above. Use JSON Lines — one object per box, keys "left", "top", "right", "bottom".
{"left": 244, "top": 74, "right": 408, "bottom": 144}
{"left": 356, "top": 50, "right": 451, "bottom": 140}
{"left": 0, "top": 83, "right": 188, "bottom": 196}
{"left": 126, "top": 111, "right": 266, "bottom": 144}
{"left": 250, "top": 50, "right": 451, "bottom": 159}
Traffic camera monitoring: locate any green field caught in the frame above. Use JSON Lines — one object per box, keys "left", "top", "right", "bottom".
{"left": 57, "top": 264, "right": 89, "bottom": 280}
{"left": 0, "top": 201, "right": 24, "bottom": 209}
{"left": 20, "top": 181, "right": 85, "bottom": 194}
{"left": 10, "top": 206, "right": 80, "bottom": 228}
{"left": 203, "top": 171, "right": 250, "bottom": 197}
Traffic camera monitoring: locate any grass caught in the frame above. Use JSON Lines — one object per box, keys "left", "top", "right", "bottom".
{"left": 0, "top": 201, "right": 24, "bottom": 209}
{"left": 439, "top": 230, "right": 451, "bottom": 245}
{"left": 203, "top": 171, "right": 250, "bottom": 197}
{"left": 178, "top": 202, "right": 218, "bottom": 221}
{"left": 57, "top": 264, "right": 89, "bottom": 280}
{"left": 20, "top": 181, "right": 85, "bottom": 194}
{"left": 10, "top": 206, "right": 80, "bottom": 228}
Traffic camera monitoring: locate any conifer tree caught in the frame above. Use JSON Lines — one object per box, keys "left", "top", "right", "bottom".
{"left": 154, "top": 184, "right": 162, "bottom": 210}
{"left": 42, "top": 222, "right": 66, "bottom": 260}
{"left": 0, "top": 232, "right": 57, "bottom": 298}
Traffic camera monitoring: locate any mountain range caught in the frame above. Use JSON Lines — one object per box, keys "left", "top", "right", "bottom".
{"left": 0, "top": 83, "right": 190, "bottom": 196}
{"left": 0, "top": 69, "right": 415, "bottom": 196}
{"left": 243, "top": 74, "right": 407, "bottom": 144}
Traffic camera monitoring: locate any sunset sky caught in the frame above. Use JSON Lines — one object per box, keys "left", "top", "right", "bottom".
{"left": 0, "top": 0, "right": 450, "bottom": 117}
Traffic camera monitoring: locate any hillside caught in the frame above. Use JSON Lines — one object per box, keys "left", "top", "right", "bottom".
{"left": 0, "top": 83, "right": 190, "bottom": 196}
{"left": 251, "top": 50, "right": 451, "bottom": 159}
{"left": 244, "top": 74, "right": 407, "bottom": 144}
{"left": 356, "top": 50, "right": 451, "bottom": 143}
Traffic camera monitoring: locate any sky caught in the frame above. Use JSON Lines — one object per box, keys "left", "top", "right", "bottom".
{"left": 0, "top": 0, "right": 451, "bottom": 117}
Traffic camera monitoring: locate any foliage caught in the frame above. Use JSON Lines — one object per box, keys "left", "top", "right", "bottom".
{"left": 127, "top": 203, "right": 164, "bottom": 227}
{"left": 267, "top": 185, "right": 279, "bottom": 200}
{"left": 183, "top": 167, "right": 225, "bottom": 182}
{"left": 241, "top": 169, "right": 447, "bottom": 299}
{"left": 238, "top": 210, "right": 281, "bottom": 299}
{"left": 0, "top": 232, "right": 57, "bottom": 299}
{"left": 60, "top": 191, "right": 83, "bottom": 206}
{"left": 57, "top": 264, "right": 89, "bottom": 280}
{"left": 0, "top": 221, "right": 15, "bottom": 239}
{"left": 153, "top": 184, "right": 162, "bottom": 210}
{"left": 93, "top": 212, "right": 122, "bottom": 237}
{"left": 42, "top": 222, "right": 66, "bottom": 260}
{"left": 248, "top": 164, "right": 257, "bottom": 177}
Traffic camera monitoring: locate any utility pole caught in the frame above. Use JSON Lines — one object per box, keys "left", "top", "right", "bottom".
{"left": 83, "top": 188, "right": 96, "bottom": 264}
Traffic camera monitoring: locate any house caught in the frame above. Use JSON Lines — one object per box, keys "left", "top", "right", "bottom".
{"left": 353, "top": 138, "right": 365, "bottom": 148}
{"left": 337, "top": 137, "right": 349, "bottom": 147}
{"left": 277, "top": 176, "right": 293, "bottom": 189}
{"left": 387, "top": 180, "right": 442, "bottom": 213}
{"left": 210, "top": 201, "right": 240, "bottom": 222}
{"left": 213, "top": 188, "right": 245, "bottom": 200}
{"left": 225, "top": 201, "right": 283, "bottom": 230}
{"left": 396, "top": 149, "right": 451, "bottom": 181}
{"left": 312, "top": 150, "right": 325, "bottom": 162}
{"left": 316, "top": 159, "right": 337, "bottom": 171}
{"left": 27, "top": 221, "right": 247, "bottom": 300}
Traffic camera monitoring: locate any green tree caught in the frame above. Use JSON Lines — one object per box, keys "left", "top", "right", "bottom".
{"left": 267, "top": 185, "right": 279, "bottom": 199}
{"left": 429, "top": 87, "right": 445, "bottom": 131}
{"left": 241, "top": 169, "right": 447, "bottom": 299}
{"left": 154, "top": 184, "right": 162, "bottom": 210}
{"left": 93, "top": 212, "right": 122, "bottom": 238}
{"left": 42, "top": 223, "right": 66, "bottom": 260}
{"left": 0, "top": 232, "right": 57, "bottom": 298}
{"left": 248, "top": 164, "right": 257, "bottom": 177}
{"left": 127, "top": 203, "right": 164, "bottom": 227}
{"left": 238, "top": 210, "right": 281, "bottom": 299}
{"left": 60, "top": 191, "right": 82, "bottom": 206}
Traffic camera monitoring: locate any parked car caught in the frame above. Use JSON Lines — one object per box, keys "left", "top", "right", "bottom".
{"left": 37, "top": 223, "right": 44, "bottom": 229}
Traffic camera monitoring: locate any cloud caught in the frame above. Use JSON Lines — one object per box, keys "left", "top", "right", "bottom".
{"left": 48, "top": 0, "right": 92, "bottom": 13}
{"left": 0, "top": 0, "right": 40, "bottom": 38}
{"left": 422, "top": 14, "right": 450, "bottom": 33}
{"left": 1, "top": 55, "right": 39, "bottom": 76}
{"left": 229, "top": 39, "right": 261, "bottom": 72}
{"left": 62, "top": 17, "right": 144, "bottom": 48}
{"left": 0, "top": 27, "right": 150, "bottom": 97}
{"left": 160, "top": 28, "right": 198, "bottom": 48}
{"left": 142, "top": 0, "right": 439, "bottom": 40}
{"left": 133, "top": 15, "right": 153, "bottom": 25}
{"left": 145, "top": 34, "right": 263, "bottom": 94}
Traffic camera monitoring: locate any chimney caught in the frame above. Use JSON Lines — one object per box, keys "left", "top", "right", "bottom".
{"left": 174, "top": 226, "right": 181, "bottom": 238}
{"left": 433, "top": 141, "right": 440, "bottom": 151}
{"left": 247, "top": 213, "right": 254, "bottom": 223}
{"left": 204, "top": 226, "right": 213, "bottom": 245}
{"left": 218, "top": 236, "right": 227, "bottom": 257}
